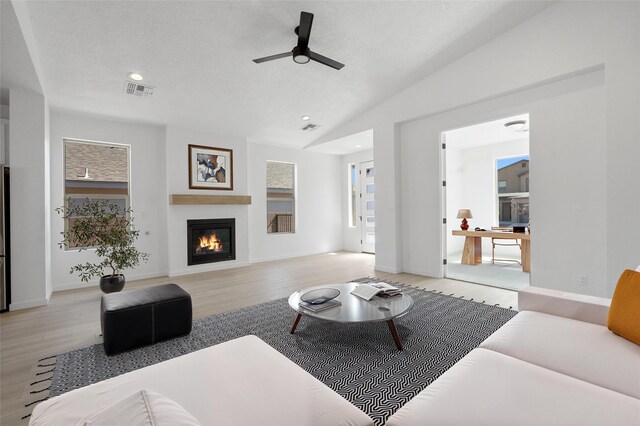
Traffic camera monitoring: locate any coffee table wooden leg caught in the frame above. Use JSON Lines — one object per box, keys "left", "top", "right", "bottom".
{"left": 290, "top": 313, "right": 302, "bottom": 334}
{"left": 386, "top": 319, "right": 403, "bottom": 350}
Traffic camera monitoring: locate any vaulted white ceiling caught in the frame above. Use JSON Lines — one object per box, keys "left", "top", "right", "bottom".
{"left": 7, "top": 1, "right": 550, "bottom": 151}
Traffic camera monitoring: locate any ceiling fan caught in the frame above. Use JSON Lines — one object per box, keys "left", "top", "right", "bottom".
{"left": 253, "top": 11, "right": 345, "bottom": 70}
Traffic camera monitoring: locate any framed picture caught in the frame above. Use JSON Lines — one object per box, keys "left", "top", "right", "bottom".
{"left": 188, "top": 144, "right": 233, "bottom": 190}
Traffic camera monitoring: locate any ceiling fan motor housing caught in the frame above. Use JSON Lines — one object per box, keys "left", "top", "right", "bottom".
{"left": 292, "top": 46, "right": 311, "bottom": 64}
{"left": 252, "top": 11, "right": 344, "bottom": 70}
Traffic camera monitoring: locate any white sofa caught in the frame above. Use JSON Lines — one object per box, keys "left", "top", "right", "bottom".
{"left": 386, "top": 286, "right": 640, "bottom": 425}
{"left": 30, "top": 335, "right": 374, "bottom": 426}
{"left": 30, "top": 286, "right": 640, "bottom": 425}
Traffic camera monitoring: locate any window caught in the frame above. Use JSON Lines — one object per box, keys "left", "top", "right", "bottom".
{"left": 64, "top": 139, "right": 130, "bottom": 248}
{"left": 267, "top": 161, "right": 295, "bottom": 233}
{"left": 348, "top": 163, "right": 357, "bottom": 227}
{"left": 496, "top": 155, "right": 529, "bottom": 227}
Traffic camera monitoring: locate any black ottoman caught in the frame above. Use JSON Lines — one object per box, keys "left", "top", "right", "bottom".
{"left": 101, "top": 283, "right": 192, "bottom": 355}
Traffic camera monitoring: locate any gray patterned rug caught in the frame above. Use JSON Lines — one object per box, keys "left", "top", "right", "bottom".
{"left": 39, "top": 279, "right": 516, "bottom": 425}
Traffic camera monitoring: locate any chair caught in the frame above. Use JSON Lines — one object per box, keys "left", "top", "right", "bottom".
{"left": 490, "top": 226, "right": 521, "bottom": 265}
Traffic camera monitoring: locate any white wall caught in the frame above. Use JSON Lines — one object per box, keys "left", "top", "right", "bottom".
{"left": 401, "top": 67, "right": 606, "bottom": 292}
{"left": 373, "top": 124, "right": 403, "bottom": 273}
{"left": 9, "top": 89, "right": 50, "bottom": 309}
{"left": 316, "top": 2, "right": 640, "bottom": 297}
{"left": 603, "top": 3, "right": 640, "bottom": 294}
{"left": 341, "top": 149, "right": 373, "bottom": 253}
{"left": 531, "top": 77, "right": 607, "bottom": 295}
{"left": 444, "top": 143, "right": 463, "bottom": 255}
{"left": 50, "top": 118, "right": 343, "bottom": 285}
{"left": 165, "top": 125, "right": 250, "bottom": 276}
{"left": 247, "top": 142, "right": 342, "bottom": 262}
{"left": 49, "top": 112, "right": 168, "bottom": 290}
{"left": 399, "top": 118, "right": 442, "bottom": 277}
{"left": 44, "top": 100, "right": 51, "bottom": 297}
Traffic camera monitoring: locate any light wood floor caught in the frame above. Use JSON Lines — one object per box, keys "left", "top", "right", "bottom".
{"left": 0, "top": 251, "right": 517, "bottom": 425}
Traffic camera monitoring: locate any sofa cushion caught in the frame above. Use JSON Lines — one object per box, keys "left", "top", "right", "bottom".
{"left": 30, "top": 335, "right": 374, "bottom": 426}
{"left": 385, "top": 348, "right": 640, "bottom": 426}
{"left": 480, "top": 310, "right": 640, "bottom": 399}
{"left": 608, "top": 269, "right": 640, "bottom": 345}
{"left": 85, "top": 389, "right": 200, "bottom": 426}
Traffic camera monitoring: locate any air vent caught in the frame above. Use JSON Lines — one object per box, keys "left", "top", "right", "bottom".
{"left": 124, "top": 82, "right": 154, "bottom": 97}
{"left": 301, "top": 123, "right": 319, "bottom": 131}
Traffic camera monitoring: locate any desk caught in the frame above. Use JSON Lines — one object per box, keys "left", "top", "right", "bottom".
{"left": 452, "top": 230, "right": 530, "bottom": 272}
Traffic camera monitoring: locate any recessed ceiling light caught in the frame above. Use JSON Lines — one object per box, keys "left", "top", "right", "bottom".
{"left": 128, "top": 72, "right": 144, "bottom": 81}
{"left": 301, "top": 115, "right": 311, "bottom": 121}
{"left": 355, "top": 145, "right": 361, "bottom": 148}
{"left": 504, "top": 120, "right": 527, "bottom": 132}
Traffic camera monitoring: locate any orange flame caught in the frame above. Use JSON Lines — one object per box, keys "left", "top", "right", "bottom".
{"left": 197, "top": 233, "right": 223, "bottom": 252}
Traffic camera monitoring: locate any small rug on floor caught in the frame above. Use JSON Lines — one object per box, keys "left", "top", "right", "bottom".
{"left": 41, "top": 278, "right": 516, "bottom": 425}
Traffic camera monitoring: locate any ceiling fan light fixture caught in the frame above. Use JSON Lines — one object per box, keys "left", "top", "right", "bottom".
{"left": 504, "top": 120, "right": 527, "bottom": 132}
{"left": 253, "top": 11, "right": 343, "bottom": 70}
{"left": 292, "top": 46, "right": 310, "bottom": 64}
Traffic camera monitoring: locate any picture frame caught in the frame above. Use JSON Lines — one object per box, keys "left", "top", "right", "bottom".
{"left": 188, "top": 144, "right": 233, "bottom": 190}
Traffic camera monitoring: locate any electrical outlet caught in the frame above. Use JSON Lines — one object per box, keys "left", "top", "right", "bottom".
{"left": 578, "top": 275, "right": 589, "bottom": 287}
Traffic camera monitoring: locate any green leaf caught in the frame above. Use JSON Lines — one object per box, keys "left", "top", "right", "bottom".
{"left": 57, "top": 198, "right": 150, "bottom": 281}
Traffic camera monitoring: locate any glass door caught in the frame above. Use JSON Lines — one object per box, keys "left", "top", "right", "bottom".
{"left": 360, "top": 161, "right": 375, "bottom": 253}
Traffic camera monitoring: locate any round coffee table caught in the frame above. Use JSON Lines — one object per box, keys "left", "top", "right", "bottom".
{"left": 288, "top": 282, "right": 414, "bottom": 350}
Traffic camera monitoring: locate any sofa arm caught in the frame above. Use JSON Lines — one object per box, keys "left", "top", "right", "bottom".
{"left": 518, "top": 286, "right": 610, "bottom": 326}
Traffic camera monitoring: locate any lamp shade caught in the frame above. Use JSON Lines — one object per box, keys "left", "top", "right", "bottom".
{"left": 457, "top": 209, "right": 473, "bottom": 219}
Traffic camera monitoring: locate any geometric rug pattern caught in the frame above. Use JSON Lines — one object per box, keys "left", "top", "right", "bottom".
{"left": 50, "top": 279, "right": 516, "bottom": 425}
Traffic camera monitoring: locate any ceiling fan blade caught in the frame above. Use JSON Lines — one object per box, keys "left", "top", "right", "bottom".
{"left": 253, "top": 52, "right": 292, "bottom": 64}
{"left": 297, "top": 11, "right": 314, "bottom": 50}
{"left": 309, "top": 51, "right": 345, "bottom": 70}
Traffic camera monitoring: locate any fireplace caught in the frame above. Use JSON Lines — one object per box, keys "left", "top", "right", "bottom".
{"left": 187, "top": 218, "right": 235, "bottom": 266}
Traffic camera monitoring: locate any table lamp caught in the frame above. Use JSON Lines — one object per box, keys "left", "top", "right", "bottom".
{"left": 457, "top": 209, "right": 473, "bottom": 230}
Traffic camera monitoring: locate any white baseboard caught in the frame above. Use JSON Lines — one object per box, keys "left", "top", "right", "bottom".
{"left": 125, "top": 271, "right": 171, "bottom": 281}
{"left": 168, "top": 261, "right": 250, "bottom": 277}
{"left": 250, "top": 249, "right": 341, "bottom": 264}
{"left": 9, "top": 297, "right": 49, "bottom": 311}
{"left": 53, "top": 271, "right": 170, "bottom": 292}
{"left": 374, "top": 264, "right": 402, "bottom": 274}
{"left": 54, "top": 281, "right": 95, "bottom": 292}
{"left": 402, "top": 266, "right": 441, "bottom": 279}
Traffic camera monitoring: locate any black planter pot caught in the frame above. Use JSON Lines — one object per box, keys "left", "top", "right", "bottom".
{"left": 99, "top": 274, "right": 125, "bottom": 293}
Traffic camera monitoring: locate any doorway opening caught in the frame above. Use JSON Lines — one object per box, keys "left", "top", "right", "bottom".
{"left": 442, "top": 114, "right": 530, "bottom": 290}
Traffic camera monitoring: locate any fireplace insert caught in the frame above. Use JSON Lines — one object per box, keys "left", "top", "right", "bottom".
{"left": 187, "top": 218, "right": 235, "bottom": 266}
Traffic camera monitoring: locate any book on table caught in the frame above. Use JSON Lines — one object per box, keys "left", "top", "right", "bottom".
{"left": 298, "top": 299, "right": 342, "bottom": 312}
{"left": 350, "top": 282, "right": 402, "bottom": 301}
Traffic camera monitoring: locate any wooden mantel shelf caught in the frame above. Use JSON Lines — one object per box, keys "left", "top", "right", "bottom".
{"left": 170, "top": 194, "right": 252, "bottom": 205}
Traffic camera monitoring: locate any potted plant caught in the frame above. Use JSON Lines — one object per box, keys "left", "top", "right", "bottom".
{"left": 56, "top": 199, "right": 149, "bottom": 293}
